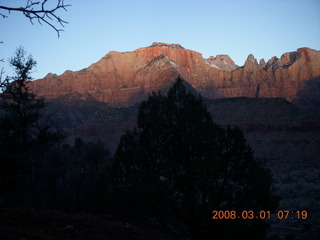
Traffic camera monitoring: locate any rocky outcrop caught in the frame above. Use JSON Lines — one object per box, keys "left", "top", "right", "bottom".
{"left": 30, "top": 43, "right": 320, "bottom": 107}
{"left": 205, "top": 55, "right": 239, "bottom": 72}
{"left": 33, "top": 44, "right": 320, "bottom": 174}
{"left": 149, "top": 42, "right": 185, "bottom": 49}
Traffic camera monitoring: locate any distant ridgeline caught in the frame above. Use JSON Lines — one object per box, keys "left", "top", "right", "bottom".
{"left": 30, "top": 43, "right": 320, "bottom": 108}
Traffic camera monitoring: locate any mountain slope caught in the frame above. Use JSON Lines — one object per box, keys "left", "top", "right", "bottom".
{"left": 70, "top": 97, "right": 320, "bottom": 173}
{"left": 30, "top": 43, "right": 320, "bottom": 107}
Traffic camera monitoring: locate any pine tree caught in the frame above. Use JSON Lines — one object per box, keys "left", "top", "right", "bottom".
{"left": 0, "top": 47, "right": 61, "bottom": 207}
{"left": 112, "top": 77, "right": 278, "bottom": 239}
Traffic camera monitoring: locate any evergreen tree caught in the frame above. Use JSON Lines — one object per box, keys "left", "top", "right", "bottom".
{"left": 112, "top": 77, "right": 278, "bottom": 239}
{"left": 0, "top": 47, "right": 61, "bottom": 207}
{"left": 52, "top": 138, "right": 110, "bottom": 213}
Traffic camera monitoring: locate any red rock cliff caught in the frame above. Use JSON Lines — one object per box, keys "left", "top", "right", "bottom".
{"left": 30, "top": 43, "right": 320, "bottom": 106}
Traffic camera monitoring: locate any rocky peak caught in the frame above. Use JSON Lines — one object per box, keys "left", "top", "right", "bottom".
{"left": 259, "top": 59, "right": 266, "bottom": 68}
{"left": 245, "top": 54, "right": 258, "bottom": 65}
{"left": 244, "top": 54, "right": 259, "bottom": 70}
{"left": 297, "top": 47, "right": 320, "bottom": 63}
{"left": 44, "top": 73, "right": 58, "bottom": 79}
{"left": 263, "top": 48, "right": 319, "bottom": 71}
{"left": 30, "top": 44, "right": 320, "bottom": 107}
{"left": 149, "top": 42, "right": 185, "bottom": 49}
{"left": 206, "top": 54, "right": 238, "bottom": 72}
{"left": 215, "top": 55, "right": 235, "bottom": 65}
{"left": 265, "top": 56, "right": 279, "bottom": 70}
{"left": 278, "top": 51, "right": 297, "bottom": 67}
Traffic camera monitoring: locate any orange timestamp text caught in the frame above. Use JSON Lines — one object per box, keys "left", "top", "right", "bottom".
{"left": 212, "top": 210, "right": 308, "bottom": 220}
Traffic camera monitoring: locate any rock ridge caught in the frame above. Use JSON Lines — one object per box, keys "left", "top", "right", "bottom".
{"left": 30, "top": 44, "right": 320, "bottom": 107}
{"left": 149, "top": 42, "right": 185, "bottom": 49}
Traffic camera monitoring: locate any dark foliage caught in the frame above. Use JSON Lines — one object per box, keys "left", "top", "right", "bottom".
{"left": 42, "top": 138, "right": 111, "bottom": 213}
{"left": 0, "top": 47, "right": 111, "bottom": 213}
{"left": 112, "top": 77, "right": 279, "bottom": 239}
{"left": 0, "top": 49, "right": 279, "bottom": 239}
{"left": 0, "top": 47, "right": 62, "bottom": 207}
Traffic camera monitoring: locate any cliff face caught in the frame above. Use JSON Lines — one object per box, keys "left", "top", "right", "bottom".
{"left": 30, "top": 43, "right": 320, "bottom": 106}
{"left": 202, "top": 47, "right": 320, "bottom": 101}
{"left": 34, "top": 43, "right": 320, "bottom": 174}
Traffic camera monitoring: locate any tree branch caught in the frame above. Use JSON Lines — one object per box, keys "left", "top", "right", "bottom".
{"left": 0, "top": 0, "right": 71, "bottom": 38}
{"left": 0, "top": 68, "right": 8, "bottom": 90}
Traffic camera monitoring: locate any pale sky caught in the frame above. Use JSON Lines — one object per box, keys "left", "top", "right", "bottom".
{"left": 1, "top": 0, "right": 319, "bottom": 79}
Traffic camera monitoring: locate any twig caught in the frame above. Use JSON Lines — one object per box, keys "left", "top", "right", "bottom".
{"left": 0, "top": 0, "right": 71, "bottom": 38}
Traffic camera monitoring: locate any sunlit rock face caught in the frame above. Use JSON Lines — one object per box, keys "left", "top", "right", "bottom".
{"left": 31, "top": 43, "right": 320, "bottom": 168}
{"left": 30, "top": 43, "right": 320, "bottom": 107}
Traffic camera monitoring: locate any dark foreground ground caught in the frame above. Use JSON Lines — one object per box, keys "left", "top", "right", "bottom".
{"left": 1, "top": 209, "right": 319, "bottom": 240}
{"left": 0, "top": 209, "right": 178, "bottom": 240}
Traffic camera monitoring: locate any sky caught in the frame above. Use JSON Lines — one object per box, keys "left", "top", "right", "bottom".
{"left": 0, "top": 0, "right": 319, "bottom": 80}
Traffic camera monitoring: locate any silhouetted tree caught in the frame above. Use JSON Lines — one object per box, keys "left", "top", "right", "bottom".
{"left": 112, "top": 77, "right": 278, "bottom": 239}
{"left": 49, "top": 138, "right": 110, "bottom": 213}
{"left": 0, "top": 0, "right": 70, "bottom": 38}
{"left": 0, "top": 47, "right": 61, "bottom": 207}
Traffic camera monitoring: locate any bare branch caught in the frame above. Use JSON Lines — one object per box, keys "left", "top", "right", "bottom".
{"left": 0, "top": 0, "right": 71, "bottom": 38}
{"left": 0, "top": 68, "right": 7, "bottom": 90}
{"left": 0, "top": 68, "right": 4, "bottom": 79}
{"left": 0, "top": 12, "right": 7, "bottom": 19}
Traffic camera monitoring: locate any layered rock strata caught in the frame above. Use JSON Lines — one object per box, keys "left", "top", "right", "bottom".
{"left": 30, "top": 43, "right": 320, "bottom": 107}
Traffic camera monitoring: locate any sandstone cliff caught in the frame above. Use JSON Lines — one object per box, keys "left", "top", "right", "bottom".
{"left": 30, "top": 43, "right": 320, "bottom": 106}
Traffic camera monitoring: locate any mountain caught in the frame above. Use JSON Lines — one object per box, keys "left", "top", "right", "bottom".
{"left": 23, "top": 43, "right": 320, "bottom": 240}
{"left": 69, "top": 97, "right": 320, "bottom": 171}
{"left": 28, "top": 42, "right": 320, "bottom": 167}
{"left": 30, "top": 43, "right": 320, "bottom": 107}
{"left": 30, "top": 42, "right": 320, "bottom": 166}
